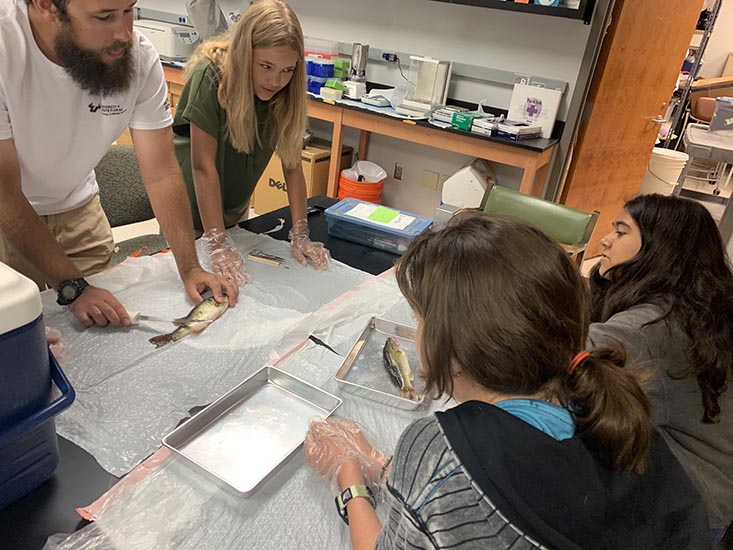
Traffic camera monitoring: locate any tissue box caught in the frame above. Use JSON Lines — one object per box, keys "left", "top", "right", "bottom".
{"left": 451, "top": 112, "right": 484, "bottom": 131}
{"left": 325, "top": 198, "right": 432, "bottom": 255}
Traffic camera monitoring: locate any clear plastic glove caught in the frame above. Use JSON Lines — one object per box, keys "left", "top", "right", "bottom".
{"left": 201, "top": 228, "right": 249, "bottom": 286}
{"left": 46, "top": 326, "right": 70, "bottom": 364}
{"left": 304, "top": 418, "right": 389, "bottom": 490}
{"left": 289, "top": 219, "right": 331, "bottom": 271}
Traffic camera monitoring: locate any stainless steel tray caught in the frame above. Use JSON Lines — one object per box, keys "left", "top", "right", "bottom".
{"left": 335, "top": 317, "right": 426, "bottom": 410}
{"left": 163, "top": 366, "right": 341, "bottom": 495}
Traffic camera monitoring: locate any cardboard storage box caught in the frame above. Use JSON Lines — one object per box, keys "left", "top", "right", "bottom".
{"left": 253, "top": 139, "right": 353, "bottom": 215}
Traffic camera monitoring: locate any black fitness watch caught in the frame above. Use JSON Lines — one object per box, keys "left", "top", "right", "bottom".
{"left": 56, "top": 278, "right": 89, "bottom": 306}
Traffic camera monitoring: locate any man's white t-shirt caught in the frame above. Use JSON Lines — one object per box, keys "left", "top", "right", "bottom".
{"left": 0, "top": 0, "right": 173, "bottom": 215}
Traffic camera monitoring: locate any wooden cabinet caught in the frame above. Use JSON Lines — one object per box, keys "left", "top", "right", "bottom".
{"left": 163, "top": 65, "right": 186, "bottom": 115}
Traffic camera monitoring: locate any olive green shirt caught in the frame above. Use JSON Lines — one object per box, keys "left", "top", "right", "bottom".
{"left": 173, "top": 57, "right": 274, "bottom": 231}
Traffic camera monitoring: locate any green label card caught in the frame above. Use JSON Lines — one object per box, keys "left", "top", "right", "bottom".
{"left": 367, "top": 206, "right": 399, "bottom": 224}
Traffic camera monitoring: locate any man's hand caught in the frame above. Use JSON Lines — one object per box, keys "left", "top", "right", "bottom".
{"left": 201, "top": 228, "right": 249, "bottom": 286}
{"left": 180, "top": 266, "right": 239, "bottom": 306}
{"left": 69, "top": 286, "right": 132, "bottom": 328}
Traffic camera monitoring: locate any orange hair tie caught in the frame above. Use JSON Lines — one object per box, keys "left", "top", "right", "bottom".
{"left": 568, "top": 351, "right": 591, "bottom": 375}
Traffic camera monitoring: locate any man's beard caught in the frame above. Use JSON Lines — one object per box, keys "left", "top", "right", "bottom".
{"left": 54, "top": 22, "right": 134, "bottom": 97}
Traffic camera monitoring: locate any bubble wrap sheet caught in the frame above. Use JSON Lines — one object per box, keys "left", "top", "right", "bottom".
{"left": 44, "top": 269, "right": 451, "bottom": 550}
{"left": 41, "top": 229, "right": 372, "bottom": 476}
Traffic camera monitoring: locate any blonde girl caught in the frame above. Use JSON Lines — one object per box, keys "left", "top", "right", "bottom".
{"left": 173, "top": 0, "right": 329, "bottom": 284}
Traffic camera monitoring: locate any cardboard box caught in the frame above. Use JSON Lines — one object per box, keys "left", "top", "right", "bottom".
{"left": 451, "top": 112, "right": 484, "bottom": 131}
{"left": 253, "top": 139, "right": 353, "bottom": 214}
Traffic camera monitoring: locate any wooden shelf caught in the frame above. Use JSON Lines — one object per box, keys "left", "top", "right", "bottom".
{"left": 159, "top": 64, "right": 558, "bottom": 198}
{"left": 428, "top": 0, "right": 595, "bottom": 23}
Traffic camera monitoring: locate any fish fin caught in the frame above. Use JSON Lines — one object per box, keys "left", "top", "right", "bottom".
{"left": 149, "top": 333, "right": 173, "bottom": 348}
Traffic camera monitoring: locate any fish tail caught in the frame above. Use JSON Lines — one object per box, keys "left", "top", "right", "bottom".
{"left": 149, "top": 333, "right": 173, "bottom": 348}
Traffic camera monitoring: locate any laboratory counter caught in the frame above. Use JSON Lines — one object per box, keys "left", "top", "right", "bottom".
{"left": 161, "top": 65, "right": 558, "bottom": 198}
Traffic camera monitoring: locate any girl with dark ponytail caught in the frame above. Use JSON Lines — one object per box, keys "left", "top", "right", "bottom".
{"left": 305, "top": 213, "right": 708, "bottom": 550}
{"left": 588, "top": 194, "right": 733, "bottom": 542}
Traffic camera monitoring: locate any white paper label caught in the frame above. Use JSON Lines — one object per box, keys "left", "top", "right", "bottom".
{"left": 344, "top": 203, "right": 415, "bottom": 231}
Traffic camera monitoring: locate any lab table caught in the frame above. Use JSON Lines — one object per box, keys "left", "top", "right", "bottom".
{"left": 161, "top": 66, "right": 559, "bottom": 199}
{"left": 0, "top": 196, "right": 399, "bottom": 550}
{"left": 306, "top": 97, "right": 558, "bottom": 198}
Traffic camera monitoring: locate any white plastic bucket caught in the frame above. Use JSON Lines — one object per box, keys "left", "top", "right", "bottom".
{"left": 640, "top": 147, "right": 689, "bottom": 195}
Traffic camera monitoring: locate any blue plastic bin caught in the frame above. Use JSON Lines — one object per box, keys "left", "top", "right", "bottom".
{"left": 325, "top": 198, "right": 433, "bottom": 255}
{"left": 0, "top": 349, "right": 75, "bottom": 510}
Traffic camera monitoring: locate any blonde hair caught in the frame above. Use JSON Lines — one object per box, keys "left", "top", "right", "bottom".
{"left": 186, "top": 0, "right": 306, "bottom": 169}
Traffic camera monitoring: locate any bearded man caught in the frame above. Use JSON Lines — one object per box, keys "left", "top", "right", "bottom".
{"left": 0, "top": 0, "right": 238, "bottom": 327}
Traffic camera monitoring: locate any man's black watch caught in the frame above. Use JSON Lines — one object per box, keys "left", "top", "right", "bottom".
{"left": 56, "top": 278, "right": 89, "bottom": 306}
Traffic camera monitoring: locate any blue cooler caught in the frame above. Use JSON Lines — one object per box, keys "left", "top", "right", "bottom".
{"left": 0, "top": 263, "right": 75, "bottom": 510}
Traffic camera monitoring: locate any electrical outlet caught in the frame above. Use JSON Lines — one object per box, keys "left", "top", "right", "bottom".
{"left": 382, "top": 52, "right": 398, "bottom": 63}
{"left": 513, "top": 73, "right": 531, "bottom": 86}
{"left": 394, "top": 162, "right": 404, "bottom": 181}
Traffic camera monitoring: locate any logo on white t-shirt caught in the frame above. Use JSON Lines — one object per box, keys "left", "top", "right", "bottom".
{"left": 87, "top": 102, "right": 127, "bottom": 116}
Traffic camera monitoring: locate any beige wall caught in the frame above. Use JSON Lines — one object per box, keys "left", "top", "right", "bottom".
{"left": 699, "top": 0, "right": 733, "bottom": 78}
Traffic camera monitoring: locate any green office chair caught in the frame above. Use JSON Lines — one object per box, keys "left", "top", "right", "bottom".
{"left": 95, "top": 144, "right": 168, "bottom": 266}
{"left": 482, "top": 184, "right": 599, "bottom": 265}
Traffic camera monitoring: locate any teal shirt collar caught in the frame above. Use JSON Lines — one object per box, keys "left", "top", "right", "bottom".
{"left": 494, "top": 399, "right": 575, "bottom": 441}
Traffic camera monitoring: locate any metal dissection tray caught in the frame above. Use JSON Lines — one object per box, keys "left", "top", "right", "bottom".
{"left": 163, "top": 366, "right": 341, "bottom": 495}
{"left": 335, "top": 317, "right": 425, "bottom": 410}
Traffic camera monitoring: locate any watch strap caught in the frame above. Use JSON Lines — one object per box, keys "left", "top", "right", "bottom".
{"left": 335, "top": 484, "right": 376, "bottom": 525}
{"left": 56, "top": 278, "right": 89, "bottom": 306}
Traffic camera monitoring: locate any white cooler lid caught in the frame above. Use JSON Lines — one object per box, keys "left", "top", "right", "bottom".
{"left": 0, "top": 262, "right": 42, "bottom": 336}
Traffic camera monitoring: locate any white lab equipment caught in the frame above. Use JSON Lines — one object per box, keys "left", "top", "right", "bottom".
{"left": 440, "top": 159, "right": 497, "bottom": 209}
{"left": 133, "top": 20, "right": 200, "bottom": 61}
{"left": 401, "top": 56, "right": 452, "bottom": 113}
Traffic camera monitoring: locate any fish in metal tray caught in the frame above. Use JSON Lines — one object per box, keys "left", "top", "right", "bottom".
{"left": 149, "top": 296, "right": 229, "bottom": 348}
{"left": 383, "top": 337, "right": 419, "bottom": 400}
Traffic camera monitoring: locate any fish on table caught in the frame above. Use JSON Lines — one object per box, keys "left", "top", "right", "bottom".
{"left": 382, "top": 336, "right": 419, "bottom": 401}
{"left": 149, "top": 296, "right": 229, "bottom": 348}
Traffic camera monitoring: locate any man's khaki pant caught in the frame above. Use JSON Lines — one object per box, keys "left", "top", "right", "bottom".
{"left": 0, "top": 195, "right": 115, "bottom": 289}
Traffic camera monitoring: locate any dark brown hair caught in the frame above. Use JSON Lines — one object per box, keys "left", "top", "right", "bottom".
{"left": 590, "top": 193, "right": 733, "bottom": 423}
{"left": 396, "top": 213, "right": 652, "bottom": 473}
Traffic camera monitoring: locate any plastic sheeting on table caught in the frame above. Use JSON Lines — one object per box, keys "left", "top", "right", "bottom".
{"left": 43, "top": 270, "right": 451, "bottom": 550}
{"left": 41, "top": 229, "right": 373, "bottom": 476}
